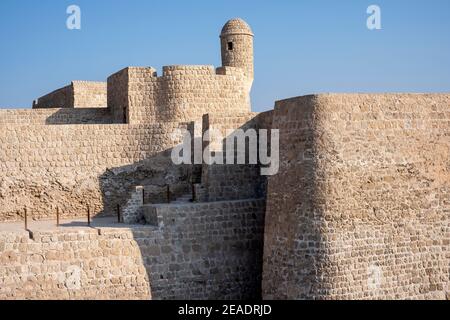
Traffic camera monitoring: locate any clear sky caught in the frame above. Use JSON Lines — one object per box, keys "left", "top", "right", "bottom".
{"left": 0, "top": 0, "right": 449, "bottom": 111}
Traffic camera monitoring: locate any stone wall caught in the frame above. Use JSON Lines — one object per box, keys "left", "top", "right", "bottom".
{"left": 142, "top": 198, "right": 266, "bottom": 299}
{"left": 33, "top": 85, "right": 72, "bottom": 109}
{"left": 201, "top": 111, "right": 274, "bottom": 202}
{"left": 107, "top": 66, "right": 251, "bottom": 125}
{"left": 0, "top": 198, "right": 265, "bottom": 300}
{"left": 0, "top": 123, "right": 189, "bottom": 222}
{"left": 262, "top": 94, "right": 450, "bottom": 300}
{"left": 0, "top": 228, "right": 150, "bottom": 300}
{"left": 72, "top": 81, "right": 107, "bottom": 109}
{"left": 0, "top": 108, "right": 115, "bottom": 125}
{"left": 33, "top": 81, "right": 107, "bottom": 109}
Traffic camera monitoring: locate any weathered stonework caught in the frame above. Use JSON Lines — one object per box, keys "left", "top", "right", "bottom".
{"left": 0, "top": 108, "right": 115, "bottom": 125}
{"left": 0, "top": 123, "right": 189, "bottom": 222}
{"left": 201, "top": 112, "right": 273, "bottom": 202}
{"left": 141, "top": 199, "right": 266, "bottom": 300}
{"left": 122, "top": 186, "right": 145, "bottom": 224}
{"left": 262, "top": 94, "right": 450, "bottom": 300}
{"left": 0, "top": 18, "right": 448, "bottom": 301}
{"left": 0, "top": 198, "right": 265, "bottom": 300}
{"left": 220, "top": 18, "right": 254, "bottom": 81}
{"left": 0, "top": 228, "right": 151, "bottom": 300}
{"left": 107, "top": 65, "right": 251, "bottom": 125}
{"left": 33, "top": 81, "right": 107, "bottom": 109}
{"left": 0, "top": 18, "right": 256, "bottom": 225}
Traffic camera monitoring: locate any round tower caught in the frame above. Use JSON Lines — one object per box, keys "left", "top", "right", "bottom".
{"left": 220, "top": 18, "right": 254, "bottom": 82}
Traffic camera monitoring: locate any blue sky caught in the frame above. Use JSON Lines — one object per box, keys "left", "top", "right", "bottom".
{"left": 0, "top": 0, "right": 449, "bottom": 111}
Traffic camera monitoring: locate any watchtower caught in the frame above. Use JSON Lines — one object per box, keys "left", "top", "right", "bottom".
{"left": 220, "top": 18, "right": 254, "bottom": 83}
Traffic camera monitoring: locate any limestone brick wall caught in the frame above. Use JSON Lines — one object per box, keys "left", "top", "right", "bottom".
{"left": 141, "top": 198, "right": 266, "bottom": 299}
{"left": 122, "top": 186, "right": 144, "bottom": 224}
{"left": 33, "top": 81, "right": 107, "bottom": 109}
{"left": 33, "top": 85, "right": 72, "bottom": 109}
{"left": 0, "top": 229, "right": 150, "bottom": 300}
{"left": 220, "top": 35, "right": 254, "bottom": 81}
{"left": 72, "top": 81, "right": 107, "bottom": 108}
{"left": 0, "top": 108, "right": 114, "bottom": 125}
{"left": 0, "top": 198, "right": 265, "bottom": 300}
{"left": 262, "top": 94, "right": 450, "bottom": 300}
{"left": 200, "top": 111, "right": 274, "bottom": 201}
{"left": 107, "top": 67, "right": 155, "bottom": 123}
{"left": 0, "top": 122, "right": 188, "bottom": 222}
{"left": 107, "top": 66, "right": 251, "bottom": 125}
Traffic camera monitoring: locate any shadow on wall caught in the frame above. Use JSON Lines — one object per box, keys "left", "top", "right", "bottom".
{"left": 262, "top": 96, "right": 328, "bottom": 299}
{"left": 0, "top": 112, "right": 269, "bottom": 299}
{"left": 93, "top": 148, "right": 265, "bottom": 299}
{"left": 97, "top": 148, "right": 192, "bottom": 219}
{"left": 44, "top": 108, "right": 117, "bottom": 125}
{"left": 51, "top": 194, "right": 265, "bottom": 301}
{"left": 262, "top": 94, "right": 450, "bottom": 300}
{"left": 201, "top": 112, "right": 274, "bottom": 202}
{"left": 91, "top": 115, "right": 271, "bottom": 300}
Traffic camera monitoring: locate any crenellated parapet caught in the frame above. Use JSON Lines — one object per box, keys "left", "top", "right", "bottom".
{"left": 107, "top": 64, "right": 252, "bottom": 125}
{"left": 28, "top": 18, "right": 254, "bottom": 125}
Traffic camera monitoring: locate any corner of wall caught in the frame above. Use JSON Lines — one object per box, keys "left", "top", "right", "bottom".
{"left": 107, "top": 68, "right": 130, "bottom": 123}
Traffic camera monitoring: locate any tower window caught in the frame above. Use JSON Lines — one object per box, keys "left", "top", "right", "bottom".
{"left": 227, "top": 42, "right": 233, "bottom": 51}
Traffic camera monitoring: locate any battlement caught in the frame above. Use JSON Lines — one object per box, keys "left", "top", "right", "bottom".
{"left": 160, "top": 65, "right": 248, "bottom": 77}
{"left": 71, "top": 80, "right": 106, "bottom": 86}
{"left": 107, "top": 63, "right": 251, "bottom": 125}
{"left": 25, "top": 18, "right": 254, "bottom": 127}
{"left": 109, "top": 65, "right": 248, "bottom": 79}
{"left": 26, "top": 15, "right": 255, "bottom": 126}
{"left": 109, "top": 66, "right": 158, "bottom": 79}
{"left": 162, "top": 65, "right": 216, "bottom": 76}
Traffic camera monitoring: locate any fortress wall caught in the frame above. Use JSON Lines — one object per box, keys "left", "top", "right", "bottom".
{"left": 72, "top": 81, "right": 107, "bottom": 108}
{"left": 201, "top": 112, "right": 271, "bottom": 201}
{"left": 0, "top": 198, "right": 265, "bottom": 300}
{"left": 0, "top": 229, "right": 151, "bottom": 300}
{"left": 33, "top": 85, "right": 72, "bottom": 109}
{"left": 158, "top": 66, "right": 251, "bottom": 123}
{"left": 127, "top": 67, "right": 159, "bottom": 124}
{"left": 0, "top": 122, "right": 187, "bottom": 222}
{"left": 115, "top": 66, "right": 251, "bottom": 125}
{"left": 263, "top": 94, "right": 450, "bottom": 300}
{"left": 0, "top": 108, "right": 114, "bottom": 125}
{"left": 33, "top": 81, "right": 107, "bottom": 109}
{"left": 107, "top": 67, "right": 132, "bottom": 123}
{"left": 142, "top": 199, "right": 266, "bottom": 299}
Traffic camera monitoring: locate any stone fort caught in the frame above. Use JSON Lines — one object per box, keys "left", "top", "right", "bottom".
{"left": 0, "top": 19, "right": 448, "bottom": 300}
